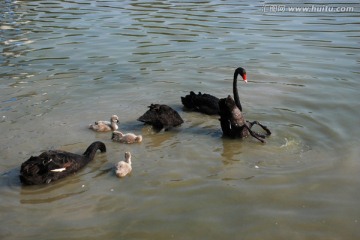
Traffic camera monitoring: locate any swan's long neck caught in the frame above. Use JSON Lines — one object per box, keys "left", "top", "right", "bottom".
{"left": 125, "top": 152, "right": 132, "bottom": 165}
{"left": 83, "top": 141, "right": 106, "bottom": 162}
{"left": 111, "top": 120, "right": 118, "bottom": 130}
{"left": 233, "top": 68, "right": 243, "bottom": 112}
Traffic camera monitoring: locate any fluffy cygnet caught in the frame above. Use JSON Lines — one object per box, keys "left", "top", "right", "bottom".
{"left": 111, "top": 131, "right": 143, "bottom": 144}
{"left": 115, "top": 152, "right": 132, "bottom": 178}
{"left": 89, "top": 115, "right": 119, "bottom": 132}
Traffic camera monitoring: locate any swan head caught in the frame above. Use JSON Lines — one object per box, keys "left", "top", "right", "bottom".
{"left": 111, "top": 131, "right": 124, "bottom": 141}
{"left": 235, "top": 67, "right": 247, "bottom": 83}
{"left": 111, "top": 115, "right": 119, "bottom": 123}
{"left": 135, "top": 135, "right": 143, "bottom": 143}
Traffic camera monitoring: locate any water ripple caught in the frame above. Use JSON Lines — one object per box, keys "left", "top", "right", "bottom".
{"left": 1, "top": 0, "right": 360, "bottom": 239}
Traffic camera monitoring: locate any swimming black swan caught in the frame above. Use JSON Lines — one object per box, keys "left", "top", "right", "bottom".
{"left": 181, "top": 91, "right": 220, "bottom": 115}
{"left": 19, "top": 141, "right": 106, "bottom": 185}
{"left": 219, "top": 95, "right": 271, "bottom": 143}
{"left": 181, "top": 67, "right": 247, "bottom": 115}
{"left": 138, "top": 104, "right": 184, "bottom": 131}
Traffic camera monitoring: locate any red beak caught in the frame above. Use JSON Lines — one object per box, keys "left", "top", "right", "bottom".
{"left": 243, "top": 73, "right": 247, "bottom": 82}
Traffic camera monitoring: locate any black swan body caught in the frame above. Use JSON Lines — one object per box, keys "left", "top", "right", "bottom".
{"left": 219, "top": 95, "right": 271, "bottom": 143}
{"left": 181, "top": 91, "right": 220, "bottom": 115}
{"left": 19, "top": 141, "right": 106, "bottom": 185}
{"left": 138, "top": 104, "right": 184, "bottom": 131}
{"left": 181, "top": 67, "right": 247, "bottom": 115}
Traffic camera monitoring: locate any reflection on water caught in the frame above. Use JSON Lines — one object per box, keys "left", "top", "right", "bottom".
{"left": 20, "top": 182, "right": 86, "bottom": 205}
{"left": 1, "top": 0, "right": 360, "bottom": 239}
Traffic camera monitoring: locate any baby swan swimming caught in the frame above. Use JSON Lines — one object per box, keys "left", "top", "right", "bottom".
{"left": 115, "top": 152, "right": 132, "bottom": 178}
{"left": 89, "top": 115, "right": 119, "bottom": 132}
{"left": 112, "top": 131, "right": 143, "bottom": 144}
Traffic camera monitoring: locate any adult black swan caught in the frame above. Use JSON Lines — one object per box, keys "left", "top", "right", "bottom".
{"left": 219, "top": 95, "right": 271, "bottom": 143}
{"left": 19, "top": 141, "right": 106, "bottom": 185}
{"left": 181, "top": 91, "right": 220, "bottom": 115}
{"left": 181, "top": 67, "right": 247, "bottom": 115}
{"left": 138, "top": 104, "right": 184, "bottom": 131}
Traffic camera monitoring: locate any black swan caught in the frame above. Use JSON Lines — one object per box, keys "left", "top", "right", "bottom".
{"left": 219, "top": 95, "right": 271, "bottom": 143}
{"left": 181, "top": 67, "right": 247, "bottom": 115}
{"left": 138, "top": 104, "right": 184, "bottom": 131}
{"left": 19, "top": 141, "right": 106, "bottom": 185}
{"left": 181, "top": 91, "right": 220, "bottom": 115}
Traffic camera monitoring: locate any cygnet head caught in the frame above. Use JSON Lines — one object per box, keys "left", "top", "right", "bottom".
{"left": 135, "top": 135, "right": 143, "bottom": 143}
{"left": 111, "top": 131, "right": 123, "bottom": 141}
{"left": 124, "top": 151, "right": 131, "bottom": 163}
{"left": 111, "top": 115, "right": 119, "bottom": 123}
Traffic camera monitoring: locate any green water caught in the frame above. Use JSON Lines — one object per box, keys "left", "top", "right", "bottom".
{"left": 1, "top": 1, "right": 360, "bottom": 239}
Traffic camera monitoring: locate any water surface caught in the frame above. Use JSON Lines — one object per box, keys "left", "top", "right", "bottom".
{"left": 1, "top": 0, "right": 360, "bottom": 239}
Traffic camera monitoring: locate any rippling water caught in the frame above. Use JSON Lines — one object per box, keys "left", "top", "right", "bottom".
{"left": 1, "top": 0, "right": 360, "bottom": 239}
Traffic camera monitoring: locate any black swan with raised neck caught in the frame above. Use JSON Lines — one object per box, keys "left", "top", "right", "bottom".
{"left": 218, "top": 72, "right": 271, "bottom": 143}
{"left": 138, "top": 104, "right": 184, "bottom": 131}
{"left": 181, "top": 67, "right": 247, "bottom": 115}
{"left": 19, "top": 141, "right": 106, "bottom": 185}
